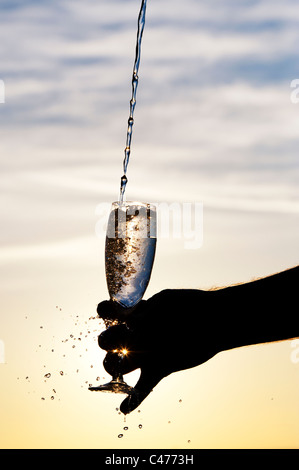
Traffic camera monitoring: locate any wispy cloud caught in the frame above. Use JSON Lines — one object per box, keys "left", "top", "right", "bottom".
{"left": 0, "top": 0, "right": 298, "bottom": 251}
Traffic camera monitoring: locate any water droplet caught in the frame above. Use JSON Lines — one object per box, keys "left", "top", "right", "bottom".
{"left": 51, "top": 396, "right": 54, "bottom": 400}
{"left": 60, "top": 371, "right": 64, "bottom": 376}
{"left": 44, "top": 373, "right": 51, "bottom": 379}
{"left": 124, "top": 427, "right": 128, "bottom": 431}
{"left": 138, "top": 424, "right": 142, "bottom": 429}
{"left": 118, "top": 434, "right": 123, "bottom": 438}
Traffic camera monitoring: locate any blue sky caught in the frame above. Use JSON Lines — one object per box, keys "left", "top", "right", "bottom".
{"left": 0, "top": 0, "right": 299, "bottom": 282}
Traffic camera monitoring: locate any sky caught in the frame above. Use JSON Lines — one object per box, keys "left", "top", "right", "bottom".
{"left": 0, "top": 0, "right": 299, "bottom": 449}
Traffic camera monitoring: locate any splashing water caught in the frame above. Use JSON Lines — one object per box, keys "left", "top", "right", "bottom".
{"left": 119, "top": 0, "right": 148, "bottom": 203}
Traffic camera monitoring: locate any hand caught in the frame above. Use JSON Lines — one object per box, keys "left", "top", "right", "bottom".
{"left": 97, "top": 265, "right": 299, "bottom": 414}
{"left": 97, "top": 289, "right": 218, "bottom": 414}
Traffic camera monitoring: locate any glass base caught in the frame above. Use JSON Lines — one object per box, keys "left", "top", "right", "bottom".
{"left": 89, "top": 379, "right": 133, "bottom": 395}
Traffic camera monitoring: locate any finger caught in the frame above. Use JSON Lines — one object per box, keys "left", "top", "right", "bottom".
{"left": 97, "top": 300, "right": 140, "bottom": 324}
{"left": 103, "top": 350, "right": 139, "bottom": 376}
{"left": 120, "top": 367, "right": 163, "bottom": 415}
{"left": 98, "top": 324, "right": 132, "bottom": 351}
{"left": 97, "top": 300, "right": 119, "bottom": 322}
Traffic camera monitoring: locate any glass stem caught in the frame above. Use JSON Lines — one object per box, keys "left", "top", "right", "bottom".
{"left": 111, "top": 351, "right": 125, "bottom": 383}
{"left": 112, "top": 371, "right": 124, "bottom": 383}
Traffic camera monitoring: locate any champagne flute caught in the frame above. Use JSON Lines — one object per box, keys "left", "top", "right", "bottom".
{"left": 89, "top": 201, "right": 157, "bottom": 394}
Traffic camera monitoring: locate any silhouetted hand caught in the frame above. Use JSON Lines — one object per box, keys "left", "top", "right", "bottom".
{"left": 97, "top": 266, "right": 299, "bottom": 414}
{"left": 97, "top": 289, "right": 222, "bottom": 414}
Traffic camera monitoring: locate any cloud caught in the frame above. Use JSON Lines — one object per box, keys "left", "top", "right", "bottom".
{"left": 0, "top": 0, "right": 298, "bottom": 251}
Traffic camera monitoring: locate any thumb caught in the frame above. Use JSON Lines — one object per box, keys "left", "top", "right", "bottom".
{"left": 120, "top": 367, "right": 163, "bottom": 415}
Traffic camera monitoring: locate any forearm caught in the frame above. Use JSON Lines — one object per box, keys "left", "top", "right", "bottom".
{"left": 214, "top": 266, "right": 299, "bottom": 352}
